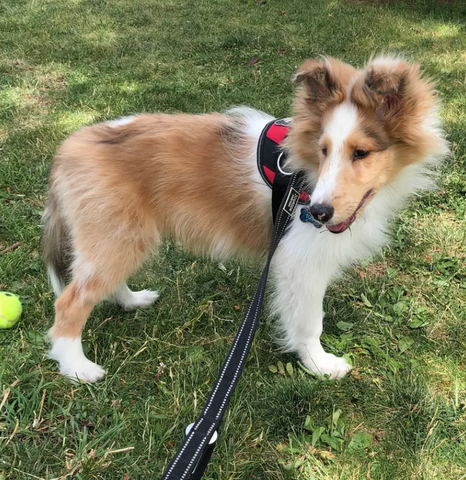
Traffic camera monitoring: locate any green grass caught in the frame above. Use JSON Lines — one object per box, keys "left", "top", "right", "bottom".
{"left": 1, "top": 0, "right": 466, "bottom": 478}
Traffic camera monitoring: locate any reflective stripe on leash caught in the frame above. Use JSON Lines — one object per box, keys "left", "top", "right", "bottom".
{"left": 158, "top": 171, "right": 306, "bottom": 480}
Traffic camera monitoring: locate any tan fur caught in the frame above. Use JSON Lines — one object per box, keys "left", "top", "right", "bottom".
{"left": 52, "top": 281, "right": 95, "bottom": 338}
{"left": 47, "top": 114, "right": 272, "bottom": 340}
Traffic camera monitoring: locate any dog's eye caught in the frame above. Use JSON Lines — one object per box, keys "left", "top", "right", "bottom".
{"left": 321, "top": 147, "right": 328, "bottom": 156}
{"left": 353, "top": 149, "right": 370, "bottom": 160}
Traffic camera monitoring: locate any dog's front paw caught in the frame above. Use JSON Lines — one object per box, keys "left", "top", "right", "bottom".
{"left": 59, "top": 359, "right": 106, "bottom": 383}
{"left": 49, "top": 337, "right": 107, "bottom": 383}
{"left": 301, "top": 351, "right": 352, "bottom": 379}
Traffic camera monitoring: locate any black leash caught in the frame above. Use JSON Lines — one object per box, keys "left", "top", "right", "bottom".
{"left": 158, "top": 170, "right": 306, "bottom": 480}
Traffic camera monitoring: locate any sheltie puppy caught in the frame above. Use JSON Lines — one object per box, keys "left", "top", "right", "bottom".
{"left": 43, "top": 55, "right": 448, "bottom": 382}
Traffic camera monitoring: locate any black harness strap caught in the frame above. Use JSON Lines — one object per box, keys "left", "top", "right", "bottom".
{"left": 257, "top": 118, "right": 310, "bottom": 222}
{"left": 272, "top": 168, "right": 293, "bottom": 223}
{"left": 159, "top": 171, "right": 305, "bottom": 480}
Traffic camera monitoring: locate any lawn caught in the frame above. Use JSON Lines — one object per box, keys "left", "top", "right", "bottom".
{"left": 1, "top": 0, "right": 466, "bottom": 478}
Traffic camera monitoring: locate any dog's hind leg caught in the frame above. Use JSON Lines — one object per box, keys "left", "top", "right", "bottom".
{"left": 111, "top": 282, "right": 159, "bottom": 311}
{"left": 48, "top": 224, "right": 158, "bottom": 382}
{"left": 48, "top": 278, "right": 107, "bottom": 382}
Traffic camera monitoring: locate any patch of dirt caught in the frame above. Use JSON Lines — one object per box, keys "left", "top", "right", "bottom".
{"left": 428, "top": 322, "right": 449, "bottom": 342}
{"left": 358, "top": 261, "right": 393, "bottom": 279}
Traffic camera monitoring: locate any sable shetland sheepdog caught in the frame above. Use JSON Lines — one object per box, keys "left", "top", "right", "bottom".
{"left": 43, "top": 56, "right": 448, "bottom": 382}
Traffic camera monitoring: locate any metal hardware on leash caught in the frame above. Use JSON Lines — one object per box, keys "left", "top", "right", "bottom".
{"left": 276, "top": 152, "right": 293, "bottom": 176}
{"left": 185, "top": 424, "right": 218, "bottom": 445}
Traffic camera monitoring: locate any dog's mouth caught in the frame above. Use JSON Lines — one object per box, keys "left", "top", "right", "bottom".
{"left": 326, "top": 189, "right": 374, "bottom": 234}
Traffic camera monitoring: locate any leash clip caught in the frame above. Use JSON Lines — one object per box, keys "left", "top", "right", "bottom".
{"left": 185, "top": 423, "right": 218, "bottom": 445}
{"left": 184, "top": 423, "right": 218, "bottom": 480}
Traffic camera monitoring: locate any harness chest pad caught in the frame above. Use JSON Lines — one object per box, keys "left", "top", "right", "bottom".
{"left": 257, "top": 118, "right": 309, "bottom": 204}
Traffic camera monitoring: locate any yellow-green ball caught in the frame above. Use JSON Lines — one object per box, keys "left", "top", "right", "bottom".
{"left": 0, "top": 292, "right": 22, "bottom": 329}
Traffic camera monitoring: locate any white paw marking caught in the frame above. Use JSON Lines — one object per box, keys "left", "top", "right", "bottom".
{"left": 49, "top": 336, "right": 106, "bottom": 383}
{"left": 121, "top": 289, "right": 160, "bottom": 311}
{"left": 301, "top": 351, "right": 352, "bottom": 379}
{"left": 112, "top": 283, "right": 159, "bottom": 311}
{"left": 59, "top": 358, "right": 106, "bottom": 383}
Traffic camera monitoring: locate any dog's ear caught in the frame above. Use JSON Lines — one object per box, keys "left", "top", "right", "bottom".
{"left": 294, "top": 58, "right": 357, "bottom": 107}
{"left": 357, "top": 57, "right": 421, "bottom": 118}
{"left": 294, "top": 58, "right": 338, "bottom": 102}
{"left": 351, "top": 57, "right": 438, "bottom": 145}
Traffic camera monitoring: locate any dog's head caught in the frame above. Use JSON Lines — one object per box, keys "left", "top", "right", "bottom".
{"left": 284, "top": 56, "right": 448, "bottom": 233}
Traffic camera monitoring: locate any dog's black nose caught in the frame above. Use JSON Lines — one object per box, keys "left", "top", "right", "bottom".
{"left": 309, "top": 203, "right": 334, "bottom": 223}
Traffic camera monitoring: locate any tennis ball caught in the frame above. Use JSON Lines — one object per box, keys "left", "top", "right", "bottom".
{"left": 0, "top": 292, "right": 22, "bottom": 329}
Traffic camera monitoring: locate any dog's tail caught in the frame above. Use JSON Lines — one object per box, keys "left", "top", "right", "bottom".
{"left": 43, "top": 189, "right": 71, "bottom": 297}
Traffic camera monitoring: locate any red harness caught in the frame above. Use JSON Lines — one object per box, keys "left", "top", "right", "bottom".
{"left": 257, "top": 119, "right": 310, "bottom": 204}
